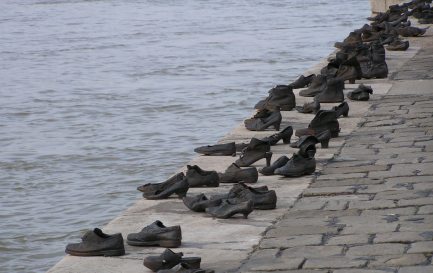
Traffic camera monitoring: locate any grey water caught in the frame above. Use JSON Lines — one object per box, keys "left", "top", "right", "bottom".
{"left": 0, "top": 0, "right": 370, "bottom": 272}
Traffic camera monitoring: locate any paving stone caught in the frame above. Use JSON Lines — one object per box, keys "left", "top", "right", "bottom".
{"left": 341, "top": 222, "right": 399, "bottom": 235}
{"left": 398, "top": 266, "right": 433, "bottom": 273}
{"left": 418, "top": 205, "right": 433, "bottom": 215}
{"left": 361, "top": 207, "right": 417, "bottom": 216}
{"left": 260, "top": 235, "right": 322, "bottom": 249}
{"left": 398, "top": 197, "right": 433, "bottom": 207}
{"left": 247, "top": 257, "right": 305, "bottom": 271}
{"left": 413, "top": 182, "right": 433, "bottom": 191}
{"left": 292, "top": 199, "right": 326, "bottom": 210}
{"left": 312, "top": 178, "right": 384, "bottom": 188}
{"left": 284, "top": 209, "right": 360, "bottom": 219}
{"left": 303, "top": 257, "right": 367, "bottom": 269}
{"left": 399, "top": 223, "right": 433, "bottom": 232}
{"left": 302, "top": 186, "right": 356, "bottom": 197}
{"left": 321, "top": 165, "right": 388, "bottom": 175}
{"left": 265, "top": 226, "right": 339, "bottom": 238}
{"left": 326, "top": 234, "right": 369, "bottom": 245}
{"left": 333, "top": 270, "right": 395, "bottom": 273}
{"left": 348, "top": 200, "right": 396, "bottom": 210}
{"left": 319, "top": 173, "right": 367, "bottom": 180}
{"left": 407, "top": 241, "right": 433, "bottom": 254}
{"left": 323, "top": 200, "right": 349, "bottom": 211}
{"left": 374, "top": 232, "right": 425, "bottom": 244}
{"left": 280, "top": 246, "right": 343, "bottom": 258}
{"left": 346, "top": 243, "right": 406, "bottom": 256}
{"left": 377, "top": 147, "right": 423, "bottom": 155}
{"left": 368, "top": 254, "right": 428, "bottom": 267}
{"left": 374, "top": 190, "right": 426, "bottom": 200}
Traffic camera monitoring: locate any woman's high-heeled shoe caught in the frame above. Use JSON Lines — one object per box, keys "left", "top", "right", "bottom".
{"left": 235, "top": 138, "right": 272, "bottom": 167}
{"left": 183, "top": 194, "right": 222, "bottom": 212}
{"left": 244, "top": 111, "right": 282, "bottom": 131}
{"left": 332, "top": 101, "right": 349, "bottom": 118}
{"left": 261, "top": 126, "right": 293, "bottom": 145}
{"left": 142, "top": 178, "right": 189, "bottom": 200}
{"left": 315, "top": 130, "right": 331, "bottom": 148}
{"left": 205, "top": 199, "right": 253, "bottom": 219}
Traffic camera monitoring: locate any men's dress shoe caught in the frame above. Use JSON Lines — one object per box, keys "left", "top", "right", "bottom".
{"left": 65, "top": 228, "right": 125, "bottom": 257}
{"left": 185, "top": 165, "right": 219, "bottom": 187}
{"left": 289, "top": 74, "right": 315, "bottom": 89}
{"left": 138, "top": 173, "right": 185, "bottom": 194}
{"left": 227, "top": 183, "right": 277, "bottom": 210}
{"left": 275, "top": 153, "right": 316, "bottom": 177}
{"left": 142, "top": 178, "right": 189, "bottom": 200}
{"left": 183, "top": 194, "right": 222, "bottom": 212}
{"left": 347, "top": 84, "right": 373, "bottom": 101}
{"left": 332, "top": 101, "right": 349, "bottom": 118}
{"left": 261, "top": 125, "right": 293, "bottom": 145}
{"left": 259, "top": 156, "right": 290, "bottom": 176}
{"left": 219, "top": 163, "right": 258, "bottom": 184}
{"left": 194, "top": 142, "right": 236, "bottom": 156}
{"left": 143, "top": 249, "right": 201, "bottom": 272}
{"left": 127, "top": 221, "right": 181, "bottom": 248}
{"left": 205, "top": 199, "right": 254, "bottom": 219}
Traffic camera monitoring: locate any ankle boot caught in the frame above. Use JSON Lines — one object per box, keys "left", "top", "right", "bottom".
{"left": 218, "top": 163, "right": 258, "bottom": 184}
{"left": 332, "top": 101, "right": 349, "bottom": 118}
{"left": 299, "top": 75, "right": 327, "bottom": 97}
{"left": 261, "top": 125, "right": 293, "bottom": 145}
{"left": 295, "top": 110, "right": 340, "bottom": 138}
{"left": 259, "top": 155, "right": 290, "bottom": 176}
{"left": 397, "top": 26, "right": 428, "bottom": 37}
{"left": 289, "top": 74, "right": 315, "bottom": 89}
{"left": 296, "top": 100, "right": 320, "bottom": 114}
{"left": 244, "top": 111, "right": 282, "bottom": 131}
{"left": 235, "top": 138, "right": 272, "bottom": 167}
{"left": 205, "top": 199, "right": 254, "bottom": 219}
{"left": 348, "top": 84, "right": 373, "bottom": 101}
{"left": 183, "top": 194, "right": 222, "bottom": 212}
{"left": 255, "top": 85, "right": 296, "bottom": 111}
{"left": 142, "top": 178, "right": 190, "bottom": 200}
{"left": 185, "top": 165, "right": 219, "bottom": 188}
{"left": 314, "top": 78, "right": 345, "bottom": 103}
{"left": 291, "top": 132, "right": 329, "bottom": 149}
{"left": 194, "top": 142, "right": 236, "bottom": 156}
{"left": 362, "top": 43, "right": 388, "bottom": 79}
{"left": 275, "top": 152, "right": 316, "bottom": 177}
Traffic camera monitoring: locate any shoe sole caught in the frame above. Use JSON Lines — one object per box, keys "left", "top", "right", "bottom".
{"left": 126, "top": 239, "right": 181, "bottom": 248}
{"left": 254, "top": 204, "right": 276, "bottom": 210}
{"left": 277, "top": 169, "right": 315, "bottom": 177}
{"left": 65, "top": 249, "right": 125, "bottom": 257}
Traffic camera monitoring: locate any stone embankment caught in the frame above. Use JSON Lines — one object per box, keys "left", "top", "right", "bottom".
{"left": 48, "top": 3, "right": 433, "bottom": 273}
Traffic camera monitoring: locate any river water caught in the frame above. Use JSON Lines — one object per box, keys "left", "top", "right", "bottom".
{"left": 0, "top": 0, "right": 370, "bottom": 272}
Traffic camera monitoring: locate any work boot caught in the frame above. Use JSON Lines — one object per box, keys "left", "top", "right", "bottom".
{"left": 295, "top": 100, "right": 320, "bottom": 114}
{"left": 259, "top": 156, "right": 290, "bottom": 176}
{"left": 185, "top": 165, "right": 219, "bottom": 188}
{"left": 275, "top": 152, "right": 316, "bottom": 177}
{"left": 314, "top": 78, "right": 345, "bottom": 103}
{"left": 255, "top": 85, "right": 296, "bottom": 111}
{"left": 347, "top": 84, "right": 373, "bottom": 101}
{"left": 362, "top": 43, "right": 388, "bottom": 79}
{"left": 65, "top": 228, "right": 125, "bottom": 257}
{"left": 235, "top": 138, "right": 272, "bottom": 167}
{"left": 244, "top": 111, "right": 282, "bottom": 131}
{"left": 289, "top": 74, "right": 315, "bottom": 89}
{"left": 295, "top": 110, "right": 340, "bottom": 138}
{"left": 218, "top": 163, "right": 258, "bottom": 184}
{"left": 299, "top": 75, "right": 327, "bottom": 97}
{"left": 261, "top": 125, "right": 293, "bottom": 145}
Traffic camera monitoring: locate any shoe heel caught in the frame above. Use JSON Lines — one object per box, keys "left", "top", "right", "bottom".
{"left": 273, "top": 123, "right": 280, "bottom": 131}
{"left": 176, "top": 187, "right": 189, "bottom": 198}
{"left": 243, "top": 212, "right": 250, "bottom": 219}
{"left": 321, "top": 139, "right": 329, "bottom": 148}
{"left": 282, "top": 135, "right": 292, "bottom": 144}
{"left": 265, "top": 152, "right": 273, "bottom": 167}
{"left": 349, "top": 78, "right": 355, "bottom": 84}
{"left": 343, "top": 109, "right": 349, "bottom": 117}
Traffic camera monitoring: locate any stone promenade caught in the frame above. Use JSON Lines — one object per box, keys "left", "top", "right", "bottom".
{"left": 237, "top": 34, "right": 433, "bottom": 273}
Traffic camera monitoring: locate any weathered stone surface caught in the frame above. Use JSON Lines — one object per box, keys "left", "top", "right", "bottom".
{"left": 265, "top": 226, "right": 339, "bottom": 237}
{"left": 302, "top": 186, "right": 355, "bottom": 197}
{"left": 407, "top": 241, "right": 433, "bottom": 254}
{"left": 326, "top": 234, "right": 369, "bottom": 245}
{"left": 361, "top": 207, "right": 417, "bottom": 216}
{"left": 303, "top": 257, "right": 367, "bottom": 269}
{"left": 398, "top": 266, "right": 433, "bottom": 273}
{"left": 346, "top": 243, "right": 406, "bottom": 256}
{"left": 341, "top": 222, "right": 399, "bottom": 235}
{"left": 247, "top": 257, "right": 305, "bottom": 271}
{"left": 280, "top": 245, "right": 343, "bottom": 258}
{"left": 369, "top": 254, "right": 428, "bottom": 267}
{"left": 374, "top": 232, "right": 425, "bottom": 244}
{"left": 333, "top": 270, "right": 394, "bottom": 273}
{"left": 260, "top": 235, "right": 322, "bottom": 249}
{"left": 398, "top": 197, "right": 433, "bottom": 207}
{"left": 348, "top": 200, "right": 396, "bottom": 210}
{"left": 418, "top": 205, "right": 433, "bottom": 215}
